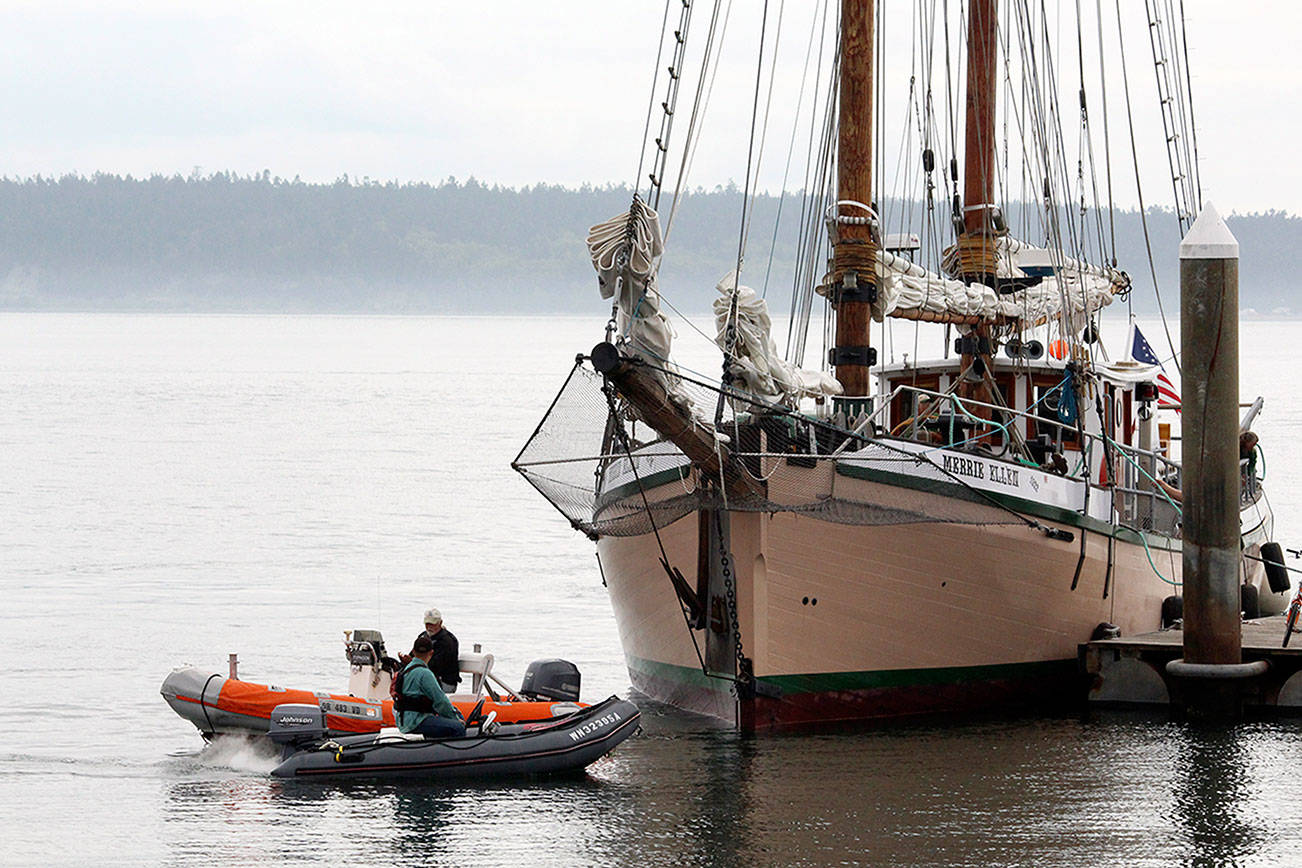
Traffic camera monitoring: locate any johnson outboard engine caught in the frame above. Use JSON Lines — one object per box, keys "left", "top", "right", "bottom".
{"left": 519, "top": 659, "right": 581, "bottom": 702}
{"left": 346, "top": 629, "right": 388, "bottom": 665}
{"left": 268, "top": 703, "right": 328, "bottom": 759}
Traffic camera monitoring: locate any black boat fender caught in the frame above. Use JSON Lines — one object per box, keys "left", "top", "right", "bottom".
{"left": 1261, "top": 542, "right": 1291, "bottom": 594}
{"left": 1161, "top": 595, "right": 1183, "bottom": 629}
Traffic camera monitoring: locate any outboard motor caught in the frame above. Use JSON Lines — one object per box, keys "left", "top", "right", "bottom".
{"left": 346, "top": 629, "right": 388, "bottom": 665}
{"left": 519, "top": 659, "right": 581, "bottom": 702}
{"left": 268, "top": 703, "right": 328, "bottom": 759}
{"left": 346, "top": 629, "right": 396, "bottom": 703}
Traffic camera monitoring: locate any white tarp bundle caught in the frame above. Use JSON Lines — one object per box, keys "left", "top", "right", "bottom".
{"left": 1098, "top": 359, "right": 1164, "bottom": 385}
{"left": 587, "top": 204, "right": 674, "bottom": 366}
{"left": 713, "top": 271, "right": 843, "bottom": 403}
{"left": 818, "top": 237, "right": 1119, "bottom": 323}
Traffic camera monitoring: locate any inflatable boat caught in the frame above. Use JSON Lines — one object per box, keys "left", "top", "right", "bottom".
{"left": 269, "top": 695, "right": 641, "bottom": 779}
{"left": 161, "top": 629, "right": 587, "bottom": 739}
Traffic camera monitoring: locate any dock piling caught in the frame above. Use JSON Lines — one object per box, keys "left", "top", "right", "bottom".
{"left": 1171, "top": 202, "right": 1255, "bottom": 718}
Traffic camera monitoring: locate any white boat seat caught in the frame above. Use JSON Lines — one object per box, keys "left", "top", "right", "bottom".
{"left": 378, "top": 727, "right": 426, "bottom": 742}
{"left": 457, "top": 652, "right": 494, "bottom": 695}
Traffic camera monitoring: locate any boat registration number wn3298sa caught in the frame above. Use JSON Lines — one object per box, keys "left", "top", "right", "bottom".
{"left": 568, "top": 710, "right": 622, "bottom": 742}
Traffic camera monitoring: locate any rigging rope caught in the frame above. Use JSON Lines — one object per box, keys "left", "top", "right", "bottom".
{"left": 762, "top": 0, "right": 824, "bottom": 300}
{"left": 716, "top": 0, "right": 772, "bottom": 429}
{"left": 785, "top": 18, "right": 837, "bottom": 370}
{"left": 741, "top": 0, "right": 786, "bottom": 258}
{"left": 1115, "top": 0, "right": 1181, "bottom": 376}
{"left": 1094, "top": 0, "right": 1117, "bottom": 271}
{"left": 1175, "top": 0, "right": 1202, "bottom": 205}
{"left": 626, "top": 2, "right": 1194, "bottom": 446}
{"left": 636, "top": 1, "right": 675, "bottom": 197}
{"left": 665, "top": 0, "right": 731, "bottom": 244}
{"left": 600, "top": 379, "right": 710, "bottom": 676}
{"left": 1144, "top": 0, "right": 1196, "bottom": 231}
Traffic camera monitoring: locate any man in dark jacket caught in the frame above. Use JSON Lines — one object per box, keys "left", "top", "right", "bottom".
{"left": 415, "top": 607, "right": 461, "bottom": 693}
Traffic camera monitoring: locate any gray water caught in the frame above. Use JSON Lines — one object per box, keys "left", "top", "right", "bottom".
{"left": 4, "top": 313, "right": 1302, "bottom": 867}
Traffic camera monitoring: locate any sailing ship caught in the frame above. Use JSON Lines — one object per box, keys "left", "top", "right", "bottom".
{"left": 515, "top": 1, "right": 1280, "bottom": 730}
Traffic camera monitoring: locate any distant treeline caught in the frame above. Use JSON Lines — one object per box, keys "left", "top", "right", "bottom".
{"left": 1, "top": 173, "right": 1298, "bottom": 314}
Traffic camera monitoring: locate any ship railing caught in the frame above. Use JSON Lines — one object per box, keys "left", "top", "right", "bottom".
{"left": 1107, "top": 439, "right": 1183, "bottom": 536}
{"left": 876, "top": 383, "right": 1185, "bottom": 537}
{"left": 876, "top": 382, "right": 1092, "bottom": 464}
{"left": 1242, "top": 466, "right": 1262, "bottom": 504}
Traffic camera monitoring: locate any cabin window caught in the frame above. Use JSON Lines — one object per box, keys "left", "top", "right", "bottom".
{"left": 888, "top": 375, "right": 940, "bottom": 440}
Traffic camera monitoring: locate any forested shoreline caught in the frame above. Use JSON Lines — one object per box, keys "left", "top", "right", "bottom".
{"left": 1, "top": 173, "right": 1297, "bottom": 314}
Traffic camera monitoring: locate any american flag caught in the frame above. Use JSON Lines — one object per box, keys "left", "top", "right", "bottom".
{"left": 1131, "top": 325, "right": 1180, "bottom": 410}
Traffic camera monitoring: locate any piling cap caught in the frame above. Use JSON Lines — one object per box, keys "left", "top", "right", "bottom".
{"left": 1180, "top": 201, "right": 1239, "bottom": 260}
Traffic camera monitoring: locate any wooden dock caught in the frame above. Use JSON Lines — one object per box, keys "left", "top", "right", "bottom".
{"left": 1082, "top": 614, "right": 1302, "bottom": 710}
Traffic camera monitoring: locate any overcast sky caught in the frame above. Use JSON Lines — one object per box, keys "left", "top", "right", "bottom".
{"left": 1, "top": 1, "right": 1297, "bottom": 214}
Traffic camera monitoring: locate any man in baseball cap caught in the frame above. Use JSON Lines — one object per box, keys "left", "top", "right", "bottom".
{"left": 412, "top": 607, "right": 460, "bottom": 693}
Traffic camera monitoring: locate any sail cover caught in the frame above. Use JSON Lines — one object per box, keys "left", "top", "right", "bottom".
{"left": 820, "top": 238, "right": 1122, "bottom": 324}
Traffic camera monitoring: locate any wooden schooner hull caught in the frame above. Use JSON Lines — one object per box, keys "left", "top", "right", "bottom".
{"left": 505, "top": 0, "right": 1265, "bottom": 733}
{"left": 599, "top": 469, "right": 1187, "bottom": 731}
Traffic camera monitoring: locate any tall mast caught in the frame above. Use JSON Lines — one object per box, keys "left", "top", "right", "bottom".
{"left": 960, "top": 0, "right": 1000, "bottom": 282}
{"left": 953, "top": 0, "right": 1000, "bottom": 412}
{"left": 830, "top": 0, "right": 876, "bottom": 401}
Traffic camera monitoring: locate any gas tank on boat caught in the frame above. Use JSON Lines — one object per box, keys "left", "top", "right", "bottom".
{"left": 519, "top": 659, "right": 581, "bottom": 702}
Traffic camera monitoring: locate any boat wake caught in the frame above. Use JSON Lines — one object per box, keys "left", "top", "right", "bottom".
{"left": 179, "top": 736, "right": 280, "bottom": 775}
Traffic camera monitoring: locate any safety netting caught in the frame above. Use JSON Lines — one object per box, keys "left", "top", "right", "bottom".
{"left": 513, "top": 357, "right": 1027, "bottom": 538}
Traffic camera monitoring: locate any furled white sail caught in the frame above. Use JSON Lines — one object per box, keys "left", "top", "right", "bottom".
{"left": 713, "top": 272, "right": 843, "bottom": 403}
{"left": 818, "top": 238, "right": 1121, "bottom": 324}
{"left": 587, "top": 204, "right": 674, "bottom": 367}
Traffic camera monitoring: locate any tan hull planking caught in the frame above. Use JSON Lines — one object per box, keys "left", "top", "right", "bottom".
{"left": 597, "top": 471, "right": 1192, "bottom": 728}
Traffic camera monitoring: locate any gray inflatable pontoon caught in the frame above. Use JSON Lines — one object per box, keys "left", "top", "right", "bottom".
{"left": 269, "top": 695, "right": 640, "bottom": 779}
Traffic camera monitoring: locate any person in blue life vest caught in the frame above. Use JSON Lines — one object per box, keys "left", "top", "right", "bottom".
{"left": 395, "top": 634, "right": 466, "bottom": 739}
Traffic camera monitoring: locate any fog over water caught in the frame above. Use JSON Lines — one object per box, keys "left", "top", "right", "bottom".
{"left": 4, "top": 313, "right": 1302, "bottom": 866}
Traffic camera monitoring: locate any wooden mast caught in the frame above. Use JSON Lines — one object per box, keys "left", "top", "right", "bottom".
{"left": 830, "top": 0, "right": 876, "bottom": 401}
{"left": 962, "top": 0, "right": 999, "bottom": 250}
{"left": 957, "top": 0, "right": 1000, "bottom": 410}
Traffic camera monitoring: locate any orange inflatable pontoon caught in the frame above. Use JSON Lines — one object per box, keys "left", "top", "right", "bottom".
{"left": 161, "top": 630, "right": 585, "bottom": 738}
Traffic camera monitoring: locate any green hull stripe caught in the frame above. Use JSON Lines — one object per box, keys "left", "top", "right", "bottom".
{"left": 628, "top": 654, "right": 1074, "bottom": 697}
{"left": 594, "top": 453, "right": 1181, "bottom": 553}
{"left": 628, "top": 654, "right": 734, "bottom": 692}
{"left": 597, "top": 465, "right": 691, "bottom": 508}
{"left": 835, "top": 460, "right": 1179, "bottom": 552}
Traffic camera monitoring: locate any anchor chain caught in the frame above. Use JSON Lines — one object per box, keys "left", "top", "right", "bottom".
{"left": 714, "top": 508, "right": 752, "bottom": 694}
{"left": 601, "top": 377, "right": 711, "bottom": 676}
